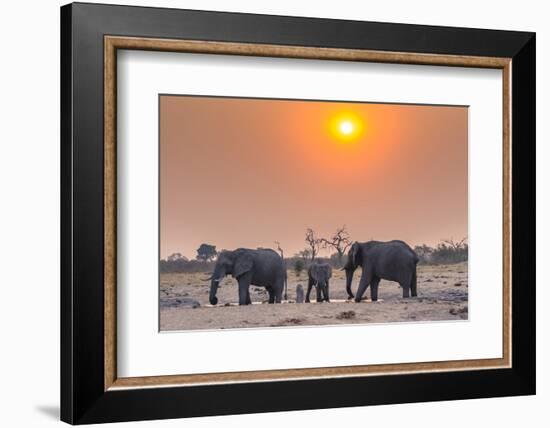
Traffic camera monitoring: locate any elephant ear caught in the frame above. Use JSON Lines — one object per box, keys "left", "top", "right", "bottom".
{"left": 233, "top": 252, "right": 253, "bottom": 279}
{"left": 350, "top": 242, "right": 362, "bottom": 267}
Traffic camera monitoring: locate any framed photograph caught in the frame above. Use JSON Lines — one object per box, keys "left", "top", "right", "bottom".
{"left": 61, "top": 2, "right": 535, "bottom": 424}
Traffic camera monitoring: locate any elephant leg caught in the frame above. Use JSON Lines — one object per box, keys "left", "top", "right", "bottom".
{"left": 354, "top": 268, "right": 372, "bottom": 303}
{"left": 237, "top": 274, "right": 252, "bottom": 305}
{"left": 246, "top": 290, "right": 252, "bottom": 305}
{"left": 267, "top": 288, "right": 275, "bottom": 304}
{"left": 370, "top": 277, "right": 380, "bottom": 302}
{"left": 400, "top": 272, "right": 412, "bottom": 298}
{"left": 411, "top": 270, "right": 418, "bottom": 297}
{"left": 305, "top": 278, "right": 314, "bottom": 303}
{"left": 345, "top": 267, "right": 357, "bottom": 299}
{"left": 316, "top": 285, "right": 322, "bottom": 303}
{"left": 325, "top": 281, "right": 330, "bottom": 302}
{"left": 274, "top": 278, "right": 284, "bottom": 303}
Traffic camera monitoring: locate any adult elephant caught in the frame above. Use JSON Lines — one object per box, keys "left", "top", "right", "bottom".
{"left": 209, "top": 248, "right": 287, "bottom": 305}
{"left": 306, "top": 262, "right": 332, "bottom": 303}
{"left": 343, "top": 240, "right": 419, "bottom": 302}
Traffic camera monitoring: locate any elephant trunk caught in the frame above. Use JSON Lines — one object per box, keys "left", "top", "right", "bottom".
{"left": 209, "top": 280, "right": 219, "bottom": 305}
{"left": 209, "top": 266, "right": 225, "bottom": 305}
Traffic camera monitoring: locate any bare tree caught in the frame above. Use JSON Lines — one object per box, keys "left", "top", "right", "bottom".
{"left": 274, "top": 241, "right": 284, "bottom": 259}
{"left": 442, "top": 237, "right": 468, "bottom": 251}
{"left": 320, "top": 225, "right": 352, "bottom": 266}
{"left": 296, "top": 249, "right": 311, "bottom": 262}
{"left": 305, "top": 228, "right": 322, "bottom": 261}
{"left": 274, "top": 240, "right": 287, "bottom": 275}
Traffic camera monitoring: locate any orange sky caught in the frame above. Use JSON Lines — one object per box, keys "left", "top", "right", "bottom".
{"left": 160, "top": 95, "right": 468, "bottom": 259}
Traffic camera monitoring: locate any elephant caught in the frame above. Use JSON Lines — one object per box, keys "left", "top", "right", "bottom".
{"left": 343, "top": 240, "right": 419, "bottom": 302}
{"left": 208, "top": 248, "right": 287, "bottom": 305}
{"left": 295, "top": 284, "right": 304, "bottom": 303}
{"left": 306, "top": 262, "right": 332, "bottom": 303}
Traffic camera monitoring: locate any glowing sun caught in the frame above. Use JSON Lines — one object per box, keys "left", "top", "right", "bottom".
{"left": 339, "top": 120, "right": 354, "bottom": 135}
{"left": 329, "top": 113, "right": 364, "bottom": 142}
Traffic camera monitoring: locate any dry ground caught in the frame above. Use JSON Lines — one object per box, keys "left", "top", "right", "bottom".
{"left": 160, "top": 262, "right": 468, "bottom": 331}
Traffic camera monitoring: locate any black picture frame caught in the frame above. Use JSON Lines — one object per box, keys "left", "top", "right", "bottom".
{"left": 61, "top": 2, "right": 535, "bottom": 424}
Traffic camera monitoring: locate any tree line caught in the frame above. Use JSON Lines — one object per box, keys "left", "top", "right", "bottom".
{"left": 413, "top": 238, "right": 468, "bottom": 265}
{"left": 160, "top": 226, "right": 468, "bottom": 274}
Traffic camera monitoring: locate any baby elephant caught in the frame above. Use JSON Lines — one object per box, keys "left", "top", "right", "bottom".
{"left": 295, "top": 284, "right": 304, "bottom": 303}
{"left": 306, "top": 262, "right": 332, "bottom": 303}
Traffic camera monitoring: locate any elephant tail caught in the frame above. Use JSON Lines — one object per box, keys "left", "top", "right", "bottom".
{"left": 284, "top": 272, "right": 288, "bottom": 301}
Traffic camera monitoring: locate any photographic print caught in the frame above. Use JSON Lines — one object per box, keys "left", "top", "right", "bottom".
{"left": 159, "top": 95, "right": 468, "bottom": 331}
{"left": 62, "top": 7, "right": 534, "bottom": 421}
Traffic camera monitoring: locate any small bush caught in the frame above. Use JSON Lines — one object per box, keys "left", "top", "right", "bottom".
{"left": 293, "top": 259, "right": 305, "bottom": 277}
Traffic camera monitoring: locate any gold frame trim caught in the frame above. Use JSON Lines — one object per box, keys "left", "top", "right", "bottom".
{"left": 104, "top": 36, "right": 512, "bottom": 391}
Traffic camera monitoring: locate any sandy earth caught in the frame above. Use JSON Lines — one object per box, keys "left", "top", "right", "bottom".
{"left": 160, "top": 262, "right": 468, "bottom": 331}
